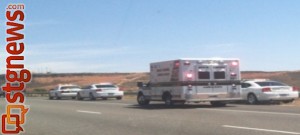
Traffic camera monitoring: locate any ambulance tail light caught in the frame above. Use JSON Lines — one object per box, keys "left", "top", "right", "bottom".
{"left": 231, "top": 61, "right": 238, "bottom": 66}
{"left": 230, "top": 72, "right": 237, "bottom": 76}
{"left": 186, "top": 73, "right": 193, "bottom": 79}
{"left": 262, "top": 87, "right": 271, "bottom": 92}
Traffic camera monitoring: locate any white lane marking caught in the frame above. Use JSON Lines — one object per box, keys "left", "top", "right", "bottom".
{"left": 281, "top": 105, "right": 296, "bottom": 107}
{"left": 223, "top": 125, "right": 300, "bottom": 135}
{"left": 33, "top": 98, "right": 131, "bottom": 106}
{"left": 76, "top": 110, "right": 102, "bottom": 114}
{"left": 201, "top": 109, "right": 300, "bottom": 116}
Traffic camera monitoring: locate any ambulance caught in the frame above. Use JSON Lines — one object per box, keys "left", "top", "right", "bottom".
{"left": 137, "top": 58, "right": 242, "bottom": 106}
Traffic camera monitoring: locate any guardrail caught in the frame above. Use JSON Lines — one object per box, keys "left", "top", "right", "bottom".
{"left": 25, "top": 91, "right": 138, "bottom": 97}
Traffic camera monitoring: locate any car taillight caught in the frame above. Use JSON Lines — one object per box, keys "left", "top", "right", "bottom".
{"left": 119, "top": 87, "right": 124, "bottom": 91}
{"left": 293, "top": 86, "right": 299, "bottom": 91}
{"left": 96, "top": 89, "right": 102, "bottom": 92}
{"left": 262, "top": 87, "right": 271, "bottom": 92}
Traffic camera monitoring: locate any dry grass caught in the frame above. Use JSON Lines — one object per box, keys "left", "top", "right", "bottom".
{"left": 27, "top": 73, "right": 148, "bottom": 91}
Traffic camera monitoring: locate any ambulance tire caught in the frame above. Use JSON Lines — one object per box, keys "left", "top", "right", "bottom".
{"left": 137, "top": 93, "right": 150, "bottom": 105}
{"left": 163, "top": 93, "right": 173, "bottom": 106}
{"left": 210, "top": 101, "right": 226, "bottom": 107}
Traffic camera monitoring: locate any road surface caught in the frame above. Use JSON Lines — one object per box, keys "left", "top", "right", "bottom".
{"left": 0, "top": 97, "right": 300, "bottom": 135}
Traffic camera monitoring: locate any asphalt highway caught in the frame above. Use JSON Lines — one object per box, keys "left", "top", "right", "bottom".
{"left": 0, "top": 97, "right": 300, "bottom": 135}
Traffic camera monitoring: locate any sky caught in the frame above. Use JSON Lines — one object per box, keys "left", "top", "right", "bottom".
{"left": 0, "top": 0, "right": 300, "bottom": 73}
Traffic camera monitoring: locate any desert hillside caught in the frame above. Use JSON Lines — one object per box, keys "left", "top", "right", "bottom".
{"left": 0, "top": 71, "right": 299, "bottom": 92}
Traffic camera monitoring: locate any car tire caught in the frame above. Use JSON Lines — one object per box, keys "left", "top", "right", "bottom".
{"left": 137, "top": 93, "right": 150, "bottom": 105}
{"left": 49, "top": 95, "right": 53, "bottom": 100}
{"left": 247, "top": 93, "right": 258, "bottom": 105}
{"left": 77, "top": 93, "right": 83, "bottom": 100}
{"left": 55, "top": 93, "right": 61, "bottom": 100}
{"left": 163, "top": 94, "right": 173, "bottom": 106}
{"left": 282, "top": 99, "right": 294, "bottom": 104}
{"left": 210, "top": 101, "right": 226, "bottom": 107}
{"left": 72, "top": 97, "right": 76, "bottom": 100}
{"left": 102, "top": 97, "right": 108, "bottom": 100}
{"left": 89, "top": 93, "right": 96, "bottom": 101}
{"left": 116, "top": 97, "right": 122, "bottom": 100}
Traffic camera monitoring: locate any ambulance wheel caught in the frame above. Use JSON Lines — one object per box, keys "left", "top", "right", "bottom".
{"left": 163, "top": 94, "right": 173, "bottom": 106}
{"left": 137, "top": 93, "right": 150, "bottom": 105}
{"left": 210, "top": 101, "right": 226, "bottom": 107}
{"left": 247, "top": 93, "right": 258, "bottom": 105}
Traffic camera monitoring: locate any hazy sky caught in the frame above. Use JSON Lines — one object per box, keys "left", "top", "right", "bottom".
{"left": 0, "top": 0, "right": 300, "bottom": 73}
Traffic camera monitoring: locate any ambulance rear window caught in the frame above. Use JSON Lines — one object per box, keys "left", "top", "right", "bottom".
{"left": 198, "top": 72, "right": 210, "bottom": 79}
{"left": 214, "top": 71, "right": 225, "bottom": 79}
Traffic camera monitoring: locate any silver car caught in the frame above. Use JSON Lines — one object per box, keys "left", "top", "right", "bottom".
{"left": 241, "top": 79, "right": 299, "bottom": 104}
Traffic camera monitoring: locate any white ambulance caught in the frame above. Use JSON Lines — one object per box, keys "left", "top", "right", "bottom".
{"left": 137, "top": 58, "right": 242, "bottom": 106}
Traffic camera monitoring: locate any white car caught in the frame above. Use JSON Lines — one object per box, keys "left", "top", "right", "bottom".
{"left": 49, "top": 84, "right": 82, "bottom": 100}
{"left": 77, "top": 83, "right": 124, "bottom": 100}
{"left": 241, "top": 80, "right": 299, "bottom": 104}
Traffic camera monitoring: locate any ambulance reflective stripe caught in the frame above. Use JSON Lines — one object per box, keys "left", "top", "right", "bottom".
{"left": 150, "top": 80, "right": 241, "bottom": 87}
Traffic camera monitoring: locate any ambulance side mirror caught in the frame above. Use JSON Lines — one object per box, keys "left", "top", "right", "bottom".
{"left": 137, "top": 82, "right": 144, "bottom": 88}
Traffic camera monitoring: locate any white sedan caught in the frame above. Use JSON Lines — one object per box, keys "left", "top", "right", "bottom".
{"left": 49, "top": 84, "right": 82, "bottom": 100}
{"left": 77, "top": 83, "right": 124, "bottom": 100}
{"left": 241, "top": 80, "right": 299, "bottom": 104}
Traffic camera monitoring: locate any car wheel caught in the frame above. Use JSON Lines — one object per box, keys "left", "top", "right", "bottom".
{"left": 164, "top": 94, "right": 173, "bottom": 106}
{"left": 49, "top": 95, "right": 53, "bottom": 100}
{"left": 55, "top": 93, "right": 61, "bottom": 100}
{"left": 77, "top": 93, "right": 83, "bottom": 100}
{"left": 72, "top": 97, "right": 76, "bottom": 100}
{"left": 116, "top": 97, "right": 122, "bottom": 100}
{"left": 282, "top": 99, "right": 294, "bottom": 104}
{"left": 137, "top": 93, "right": 150, "bottom": 105}
{"left": 210, "top": 101, "right": 226, "bottom": 107}
{"left": 247, "top": 93, "right": 258, "bottom": 105}
{"left": 89, "top": 93, "right": 96, "bottom": 100}
{"left": 102, "top": 97, "right": 108, "bottom": 100}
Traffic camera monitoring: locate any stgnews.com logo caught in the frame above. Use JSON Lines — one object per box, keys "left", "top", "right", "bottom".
{"left": 1, "top": 3, "right": 31, "bottom": 134}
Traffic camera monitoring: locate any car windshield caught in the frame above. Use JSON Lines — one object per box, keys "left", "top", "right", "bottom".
{"left": 95, "top": 85, "right": 116, "bottom": 88}
{"left": 255, "top": 81, "right": 287, "bottom": 87}
{"left": 61, "top": 86, "right": 80, "bottom": 90}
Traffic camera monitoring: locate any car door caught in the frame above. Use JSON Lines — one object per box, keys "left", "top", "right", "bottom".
{"left": 241, "top": 82, "right": 252, "bottom": 99}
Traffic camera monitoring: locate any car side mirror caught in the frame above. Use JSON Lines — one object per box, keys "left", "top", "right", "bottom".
{"left": 137, "top": 82, "right": 144, "bottom": 88}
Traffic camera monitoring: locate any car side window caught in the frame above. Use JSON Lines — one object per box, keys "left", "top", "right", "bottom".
{"left": 241, "top": 83, "right": 251, "bottom": 88}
